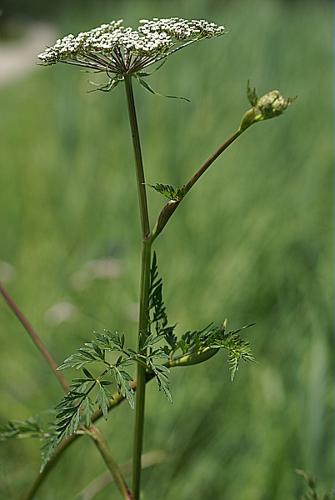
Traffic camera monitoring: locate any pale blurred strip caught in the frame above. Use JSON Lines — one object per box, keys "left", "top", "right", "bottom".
{"left": 0, "top": 22, "right": 55, "bottom": 86}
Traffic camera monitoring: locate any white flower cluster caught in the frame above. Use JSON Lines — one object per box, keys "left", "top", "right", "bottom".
{"left": 139, "top": 17, "right": 225, "bottom": 41}
{"left": 38, "top": 17, "right": 225, "bottom": 73}
{"left": 95, "top": 27, "right": 174, "bottom": 56}
{"left": 38, "top": 20, "right": 124, "bottom": 64}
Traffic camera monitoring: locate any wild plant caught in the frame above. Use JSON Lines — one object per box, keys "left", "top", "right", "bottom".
{"left": 0, "top": 17, "right": 295, "bottom": 499}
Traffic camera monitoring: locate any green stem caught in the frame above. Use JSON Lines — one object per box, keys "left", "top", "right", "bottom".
{"left": 124, "top": 75, "right": 152, "bottom": 500}
{"left": 124, "top": 75, "right": 151, "bottom": 240}
{"left": 87, "top": 427, "right": 133, "bottom": 500}
{"left": 132, "top": 240, "right": 151, "bottom": 499}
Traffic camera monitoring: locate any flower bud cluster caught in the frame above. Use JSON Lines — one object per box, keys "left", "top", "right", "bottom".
{"left": 239, "top": 84, "right": 296, "bottom": 131}
{"left": 257, "top": 90, "right": 292, "bottom": 119}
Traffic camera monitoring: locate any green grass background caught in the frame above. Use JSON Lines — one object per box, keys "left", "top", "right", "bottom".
{"left": 0, "top": 0, "right": 333, "bottom": 498}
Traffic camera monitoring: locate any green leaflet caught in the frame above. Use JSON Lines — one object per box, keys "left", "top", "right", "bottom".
{"left": 149, "top": 183, "right": 186, "bottom": 202}
{"left": 136, "top": 75, "right": 190, "bottom": 102}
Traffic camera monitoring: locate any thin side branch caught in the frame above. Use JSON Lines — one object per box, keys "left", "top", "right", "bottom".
{"left": 0, "top": 283, "right": 69, "bottom": 392}
{"left": 152, "top": 129, "right": 242, "bottom": 241}
{"left": 87, "top": 427, "right": 133, "bottom": 500}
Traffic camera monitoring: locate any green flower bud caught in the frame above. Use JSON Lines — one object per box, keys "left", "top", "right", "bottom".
{"left": 257, "top": 90, "right": 294, "bottom": 119}
{"left": 239, "top": 81, "right": 296, "bottom": 132}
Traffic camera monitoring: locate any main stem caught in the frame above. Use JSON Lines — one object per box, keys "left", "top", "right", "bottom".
{"left": 124, "top": 76, "right": 150, "bottom": 239}
{"left": 124, "top": 75, "right": 151, "bottom": 500}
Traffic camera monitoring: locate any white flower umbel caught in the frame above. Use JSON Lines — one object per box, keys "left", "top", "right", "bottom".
{"left": 38, "top": 17, "right": 225, "bottom": 84}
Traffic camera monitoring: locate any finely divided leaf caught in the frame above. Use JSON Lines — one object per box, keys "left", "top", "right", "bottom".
{"left": 171, "top": 323, "right": 254, "bottom": 381}
{"left": 151, "top": 364, "right": 172, "bottom": 402}
{"left": 58, "top": 330, "right": 130, "bottom": 371}
{"left": 114, "top": 368, "right": 135, "bottom": 408}
{"left": 96, "top": 385, "right": 111, "bottom": 420}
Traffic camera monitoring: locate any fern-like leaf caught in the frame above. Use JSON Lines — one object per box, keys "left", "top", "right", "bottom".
{"left": 57, "top": 330, "right": 130, "bottom": 371}
{"left": 41, "top": 330, "right": 138, "bottom": 469}
{"left": 172, "top": 322, "right": 254, "bottom": 380}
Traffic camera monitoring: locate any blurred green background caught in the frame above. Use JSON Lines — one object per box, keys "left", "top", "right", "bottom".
{"left": 0, "top": 0, "right": 333, "bottom": 499}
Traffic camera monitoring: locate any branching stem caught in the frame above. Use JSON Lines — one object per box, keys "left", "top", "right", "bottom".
{"left": 0, "top": 285, "right": 130, "bottom": 500}
{"left": 22, "top": 80, "right": 249, "bottom": 500}
{"left": 23, "top": 376, "right": 151, "bottom": 500}
{"left": 25, "top": 349, "right": 218, "bottom": 499}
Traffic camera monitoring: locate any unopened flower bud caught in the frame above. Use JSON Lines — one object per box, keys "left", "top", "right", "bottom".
{"left": 257, "top": 90, "right": 293, "bottom": 119}
{"left": 239, "top": 82, "right": 296, "bottom": 132}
